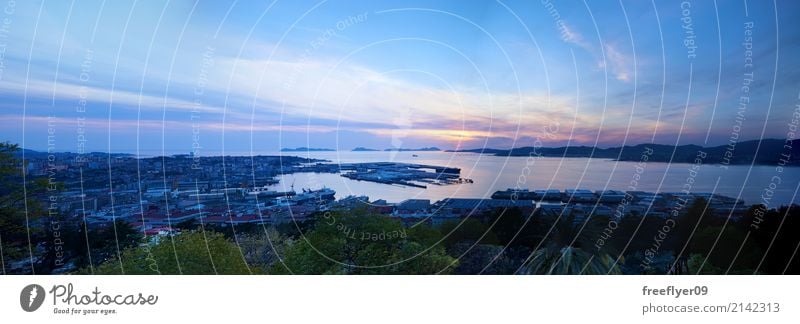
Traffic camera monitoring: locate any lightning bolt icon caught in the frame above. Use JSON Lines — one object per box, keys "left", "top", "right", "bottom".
{"left": 28, "top": 286, "right": 37, "bottom": 307}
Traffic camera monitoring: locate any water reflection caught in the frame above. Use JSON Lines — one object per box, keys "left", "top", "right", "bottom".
{"left": 265, "top": 151, "right": 798, "bottom": 205}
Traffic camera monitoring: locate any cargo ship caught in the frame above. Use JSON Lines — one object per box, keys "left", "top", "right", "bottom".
{"left": 491, "top": 189, "right": 538, "bottom": 200}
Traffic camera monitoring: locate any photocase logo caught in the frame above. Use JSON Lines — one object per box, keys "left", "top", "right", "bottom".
{"left": 20, "top": 284, "right": 46, "bottom": 312}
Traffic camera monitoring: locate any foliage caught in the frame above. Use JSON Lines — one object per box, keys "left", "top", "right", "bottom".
{"left": 73, "top": 220, "right": 143, "bottom": 269}
{"left": 448, "top": 243, "right": 527, "bottom": 275}
{"left": 439, "top": 218, "right": 498, "bottom": 249}
{"left": 270, "top": 210, "right": 457, "bottom": 274}
{"left": 90, "top": 231, "right": 252, "bottom": 274}
{"left": 524, "top": 246, "right": 621, "bottom": 275}
{"left": 620, "top": 251, "right": 675, "bottom": 275}
{"left": 684, "top": 226, "right": 760, "bottom": 274}
{"left": 0, "top": 142, "right": 47, "bottom": 272}
{"left": 739, "top": 205, "right": 800, "bottom": 274}
{"left": 521, "top": 213, "right": 622, "bottom": 275}
{"left": 687, "top": 254, "right": 725, "bottom": 275}
{"left": 237, "top": 227, "right": 293, "bottom": 272}
{"left": 488, "top": 207, "right": 542, "bottom": 247}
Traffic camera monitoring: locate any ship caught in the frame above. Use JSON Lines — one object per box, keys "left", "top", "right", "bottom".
{"left": 290, "top": 187, "right": 336, "bottom": 204}
{"left": 491, "top": 188, "right": 538, "bottom": 200}
{"left": 246, "top": 185, "right": 295, "bottom": 198}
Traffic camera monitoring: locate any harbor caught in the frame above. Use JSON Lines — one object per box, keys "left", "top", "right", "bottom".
{"left": 290, "top": 161, "right": 473, "bottom": 188}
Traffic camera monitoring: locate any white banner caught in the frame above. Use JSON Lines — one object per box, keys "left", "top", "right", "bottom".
{"left": 0, "top": 276, "right": 796, "bottom": 323}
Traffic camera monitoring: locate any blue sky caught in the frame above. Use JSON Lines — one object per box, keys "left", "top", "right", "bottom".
{"left": 1, "top": 0, "right": 798, "bottom": 154}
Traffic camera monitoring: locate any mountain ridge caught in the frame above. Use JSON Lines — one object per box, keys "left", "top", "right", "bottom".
{"left": 448, "top": 139, "right": 800, "bottom": 165}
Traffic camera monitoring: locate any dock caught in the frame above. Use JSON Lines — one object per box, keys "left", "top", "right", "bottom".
{"left": 297, "top": 162, "right": 473, "bottom": 188}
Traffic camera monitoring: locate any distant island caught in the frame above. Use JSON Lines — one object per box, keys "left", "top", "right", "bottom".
{"left": 13, "top": 149, "right": 134, "bottom": 158}
{"left": 280, "top": 147, "right": 335, "bottom": 152}
{"left": 352, "top": 147, "right": 379, "bottom": 152}
{"left": 448, "top": 139, "right": 800, "bottom": 165}
{"left": 20, "top": 139, "right": 797, "bottom": 166}
{"left": 384, "top": 147, "right": 441, "bottom": 152}
{"left": 281, "top": 147, "right": 442, "bottom": 152}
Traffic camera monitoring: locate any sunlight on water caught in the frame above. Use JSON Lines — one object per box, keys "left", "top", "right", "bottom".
{"left": 264, "top": 151, "right": 800, "bottom": 205}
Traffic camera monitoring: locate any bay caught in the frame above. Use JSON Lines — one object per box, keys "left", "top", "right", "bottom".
{"left": 264, "top": 151, "right": 799, "bottom": 206}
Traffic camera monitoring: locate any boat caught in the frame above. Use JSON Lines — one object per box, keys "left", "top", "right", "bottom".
{"left": 246, "top": 186, "right": 295, "bottom": 198}
{"left": 291, "top": 188, "right": 336, "bottom": 204}
{"left": 491, "top": 188, "right": 538, "bottom": 200}
{"left": 412, "top": 154, "right": 419, "bottom": 157}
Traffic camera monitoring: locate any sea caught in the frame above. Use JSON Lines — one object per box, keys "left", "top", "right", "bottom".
{"left": 263, "top": 151, "right": 800, "bottom": 206}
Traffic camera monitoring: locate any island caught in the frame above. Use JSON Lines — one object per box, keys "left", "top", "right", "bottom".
{"left": 352, "top": 147, "right": 380, "bottom": 152}
{"left": 384, "top": 147, "right": 441, "bottom": 152}
{"left": 280, "top": 147, "right": 336, "bottom": 152}
{"left": 448, "top": 139, "right": 800, "bottom": 165}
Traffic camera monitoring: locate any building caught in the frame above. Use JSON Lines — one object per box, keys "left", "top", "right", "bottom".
{"left": 434, "top": 198, "right": 535, "bottom": 217}
{"left": 394, "top": 199, "right": 431, "bottom": 218}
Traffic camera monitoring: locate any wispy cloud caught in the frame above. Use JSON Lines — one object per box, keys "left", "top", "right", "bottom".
{"left": 559, "top": 22, "right": 592, "bottom": 50}
{"left": 557, "top": 22, "right": 632, "bottom": 83}
{"left": 603, "top": 43, "right": 632, "bottom": 82}
{"left": 0, "top": 79, "right": 222, "bottom": 114}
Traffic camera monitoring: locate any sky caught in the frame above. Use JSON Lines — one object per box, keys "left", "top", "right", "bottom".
{"left": 0, "top": 0, "right": 798, "bottom": 154}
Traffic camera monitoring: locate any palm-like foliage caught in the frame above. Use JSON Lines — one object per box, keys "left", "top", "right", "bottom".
{"left": 523, "top": 246, "right": 621, "bottom": 274}
{"left": 521, "top": 213, "right": 622, "bottom": 275}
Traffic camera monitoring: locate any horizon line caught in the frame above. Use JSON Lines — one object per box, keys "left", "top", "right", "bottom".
{"left": 9, "top": 137, "right": 793, "bottom": 156}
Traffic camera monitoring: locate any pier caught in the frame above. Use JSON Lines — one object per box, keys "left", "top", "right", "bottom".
{"left": 295, "top": 162, "right": 473, "bottom": 188}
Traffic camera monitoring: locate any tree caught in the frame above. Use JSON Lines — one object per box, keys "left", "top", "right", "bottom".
{"left": 620, "top": 251, "right": 675, "bottom": 275}
{"left": 488, "top": 207, "right": 541, "bottom": 247}
{"left": 439, "top": 218, "right": 498, "bottom": 249}
{"left": 268, "top": 228, "right": 345, "bottom": 274}
{"left": 523, "top": 246, "right": 621, "bottom": 275}
{"left": 687, "top": 253, "right": 725, "bottom": 275}
{"left": 67, "top": 220, "right": 143, "bottom": 271}
{"left": 684, "top": 226, "right": 761, "bottom": 274}
{"left": 386, "top": 241, "right": 456, "bottom": 274}
{"left": 270, "top": 210, "right": 457, "bottom": 274}
{"left": 521, "top": 214, "right": 621, "bottom": 275}
{"left": 90, "top": 230, "right": 252, "bottom": 274}
{"left": 739, "top": 205, "right": 800, "bottom": 274}
{"left": 237, "top": 227, "right": 293, "bottom": 272}
{"left": 448, "top": 242, "right": 526, "bottom": 274}
{"left": 0, "top": 142, "right": 47, "bottom": 273}
{"left": 174, "top": 218, "right": 197, "bottom": 230}
{"left": 673, "top": 197, "right": 715, "bottom": 250}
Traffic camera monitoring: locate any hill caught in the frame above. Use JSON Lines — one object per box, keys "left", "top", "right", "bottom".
{"left": 449, "top": 139, "right": 800, "bottom": 165}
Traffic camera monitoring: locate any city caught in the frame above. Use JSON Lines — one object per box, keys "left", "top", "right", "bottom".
{"left": 2, "top": 145, "right": 792, "bottom": 276}
{"left": 1, "top": 0, "right": 800, "bottom": 321}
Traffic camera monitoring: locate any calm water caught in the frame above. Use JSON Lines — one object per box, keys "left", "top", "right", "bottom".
{"left": 264, "top": 151, "right": 800, "bottom": 206}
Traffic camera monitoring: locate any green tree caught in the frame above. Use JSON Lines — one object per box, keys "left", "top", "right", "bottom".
{"left": 522, "top": 214, "right": 621, "bottom": 275}
{"left": 738, "top": 205, "right": 800, "bottom": 274}
{"left": 684, "top": 226, "right": 760, "bottom": 274}
{"left": 439, "top": 218, "right": 498, "bottom": 249}
{"left": 69, "top": 220, "right": 143, "bottom": 270}
{"left": 687, "top": 253, "right": 725, "bottom": 275}
{"left": 448, "top": 243, "right": 526, "bottom": 274}
{"left": 387, "top": 241, "right": 456, "bottom": 274}
{"left": 90, "top": 230, "right": 251, "bottom": 274}
{"left": 0, "top": 142, "right": 47, "bottom": 273}
{"left": 524, "top": 246, "right": 621, "bottom": 275}
{"left": 270, "top": 211, "right": 456, "bottom": 274}
{"left": 237, "top": 227, "right": 293, "bottom": 272}
{"left": 673, "top": 197, "right": 715, "bottom": 249}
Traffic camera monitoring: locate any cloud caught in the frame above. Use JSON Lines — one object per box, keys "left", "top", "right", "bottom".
{"left": 6, "top": 52, "right": 619, "bottom": 149}
{"left": 555, "top": 22, "right": 633, "bottom": 83}
{"left": 603, "top": 43, "right": 632, "bottom": 82}
{"left": 210, "top": 55, "right": 595, "bottom": 139}
{"left": 558, "top": 22, "right": 592, "bottom": 50}
{"left": 0, "top": 79, "right": 222, "bottom": 114}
